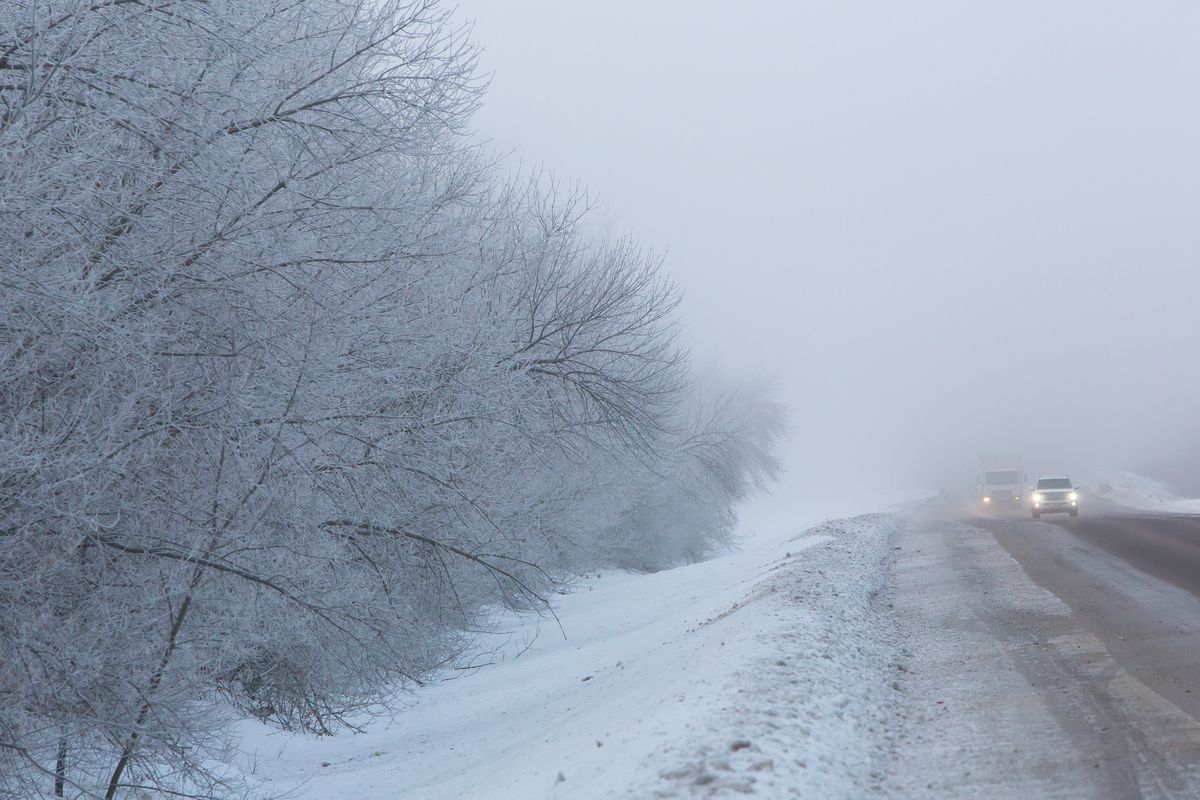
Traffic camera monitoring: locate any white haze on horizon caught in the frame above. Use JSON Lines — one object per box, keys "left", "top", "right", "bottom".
{"left": 451, "top": 1, "right": 1200, "bottom": 500}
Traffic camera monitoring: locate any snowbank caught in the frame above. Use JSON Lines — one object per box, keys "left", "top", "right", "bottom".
{"left": 1091, "top": 471, "right": 1200, "bottom": 514}
{"left": 239, "top": 512, "right": 905, "bottom": 799}
{"left": 650, "top": 513, "right": 904, "bottom": 798}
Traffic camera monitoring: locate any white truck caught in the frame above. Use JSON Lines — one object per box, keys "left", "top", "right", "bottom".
{"left": 978, "top": 455, "right": 1026, "bottom": 509}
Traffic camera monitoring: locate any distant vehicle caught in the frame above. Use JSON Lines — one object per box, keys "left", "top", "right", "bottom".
{"left": 979, "top": 455, "right": 1026, "bottom": 508}
{"left": 1031, "top": 476, "right": 1079, "bottom": 518}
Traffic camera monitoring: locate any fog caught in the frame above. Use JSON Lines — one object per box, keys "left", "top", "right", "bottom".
{"left": 452, "top": 1, "right": 1200, "bottom": 499}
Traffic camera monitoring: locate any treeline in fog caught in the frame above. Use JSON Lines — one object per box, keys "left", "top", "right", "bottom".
{"left": 0, "top": 1, "right": 783, "bottom": 797}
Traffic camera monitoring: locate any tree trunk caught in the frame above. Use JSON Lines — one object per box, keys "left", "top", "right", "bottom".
{"left": 54, "top": 733, "right": 67, "bottom": 797}
{"left": 104, "top": 592, "right": 195, "bottom": 800}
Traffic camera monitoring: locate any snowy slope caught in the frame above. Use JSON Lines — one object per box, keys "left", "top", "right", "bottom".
{"left": 239, "top": 503, "right": 914, "bottom": 799}
{"left": 1090, "top": 471, "right": 1200, "bottom": 514}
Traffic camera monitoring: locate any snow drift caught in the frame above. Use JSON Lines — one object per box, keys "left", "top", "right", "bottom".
{"left": 242, "top": 512, "right": 906, "bottom": 799}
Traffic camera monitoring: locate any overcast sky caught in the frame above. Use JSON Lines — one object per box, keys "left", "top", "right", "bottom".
{"left": 451, "top": 1, "right": 1200, "bottom": 499}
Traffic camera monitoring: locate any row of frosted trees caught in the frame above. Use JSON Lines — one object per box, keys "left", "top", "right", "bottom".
{"left": 0, "top": 1, "right": 784, "bottom": 797}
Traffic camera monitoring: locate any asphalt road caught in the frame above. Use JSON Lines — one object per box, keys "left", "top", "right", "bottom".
{"left": 979, "top": 507, "right": 1200, "bottom": 722}
{"left": 887, "top": 501, "right": 1200, "bottom": 798}
{"left": 1003, "top": 511, "right": 1200, "bottom": 601}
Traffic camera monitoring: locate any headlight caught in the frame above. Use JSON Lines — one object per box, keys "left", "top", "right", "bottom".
{"left": 1032, "top": 492, "right": 1043, "bottom": 503}
{"left": 1069, "top": 492, "right": 1078, "bottom": 502}
{"left": 982, "top": 496, "right": 991, "bottom": 503}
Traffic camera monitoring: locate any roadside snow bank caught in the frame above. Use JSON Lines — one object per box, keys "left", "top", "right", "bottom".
{"left": 1091, "top": 471, "right": 1200, "bottom": 514}
{"left": 651, "top": 513, "right": 904, "bottom": 798}
{"left": 240, "top": 513, "right": 904, "bottom": 799}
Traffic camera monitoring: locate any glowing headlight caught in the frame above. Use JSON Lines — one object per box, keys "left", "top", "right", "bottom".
{"left": 1032, "top": 492, "right": 1043, "bottom": 503}
{"left": 1069, "top": 492, "right": 1078, "bottom": 502}
{"left": 982, "top": 496, "right": 991, "bottom": 503}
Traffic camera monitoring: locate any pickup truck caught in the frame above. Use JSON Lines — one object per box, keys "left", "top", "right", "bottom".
{"left": 1031, "top": 476, "right": 1079, "bottom": 518}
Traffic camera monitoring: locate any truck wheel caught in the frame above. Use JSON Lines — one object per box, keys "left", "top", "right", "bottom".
{"left": 1032, "top": 511, "right": 1041, "bottom": 519}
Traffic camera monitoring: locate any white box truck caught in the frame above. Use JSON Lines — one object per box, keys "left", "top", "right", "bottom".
{"left": 978, "top": 455, "right": 1026, "bottom": 508}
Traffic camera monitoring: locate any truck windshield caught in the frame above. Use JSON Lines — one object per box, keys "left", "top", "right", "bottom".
{"left": 985, "top": 471, "right": 1020, "bottom": 485}
{"left": 1037, "top": 478, "right": 1072, "bottom": 490}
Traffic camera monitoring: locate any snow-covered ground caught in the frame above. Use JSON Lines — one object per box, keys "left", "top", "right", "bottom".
{"left": 237, "top": 497, "right": 920, "bottom": 799}
{"left": 1089, "top": 471, "right": 1200, "bottom": 514}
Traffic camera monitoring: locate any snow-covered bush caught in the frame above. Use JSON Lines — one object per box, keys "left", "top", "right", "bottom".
{"left": 593, "top": 379, "right": 787, "bottom": 571}
{"left": 0, "top": 1, "right": 783, "bottom": 797}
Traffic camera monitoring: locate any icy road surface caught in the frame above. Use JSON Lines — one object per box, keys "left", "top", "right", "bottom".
{"left": 886, "top": 501, "right": 1200, "bottom": 798}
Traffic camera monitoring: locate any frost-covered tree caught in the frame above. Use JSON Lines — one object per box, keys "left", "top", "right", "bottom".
{"left": 0, "top": 1, "right": 782, "bottom": 797}
{"left": 589, "top": 379, "right": 788, "bottom": 570}
{"left": 2, "top": 1, "right": 485, "bottom": 795}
